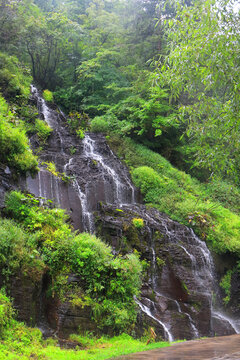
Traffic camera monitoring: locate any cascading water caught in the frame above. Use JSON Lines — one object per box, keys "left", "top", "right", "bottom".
{"left": 82, "top": 134, "right": 135, "bottom": 206}
{"left": 134, "top": 297, "right": 173, "bottom": 342}
{"left": 25, "top": 86, "right": 239, "bottom": 341}
{"left": 27, "top": 87, "right": 137, "bottom": 233}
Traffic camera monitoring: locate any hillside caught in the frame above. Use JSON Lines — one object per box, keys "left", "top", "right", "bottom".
{"left": 0, "top": 0, "right": 240, "bottom": 359}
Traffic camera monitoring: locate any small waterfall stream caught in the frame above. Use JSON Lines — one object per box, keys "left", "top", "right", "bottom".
{"left": 25, "top": 86, "right": 239, "bottom": 341}
{"left": 134, "top": 297, "right": 173, "bottom": 342}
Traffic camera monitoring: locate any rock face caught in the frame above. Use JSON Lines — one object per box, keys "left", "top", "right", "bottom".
{"left": 3, "top": 86, "right": 239, "bottom": 340}
{"left": 95, "top": 204, "right": 214, "bottom": 340}
{"left": 44, "top": 274, "right": 96, "bottom": 338}
{"left": 0, "top": 271, "right": 42, "bottom": 326}
{"left": 23, "top": 86, "right": 139, "bottom": 233}
{"left": 0, "top": 166, "right": 15, "bottom": 211}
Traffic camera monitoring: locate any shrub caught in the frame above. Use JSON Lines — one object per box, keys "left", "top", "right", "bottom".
{"left": 132, "top": 167, "right": 161, "bottom": 195}
{"left": 132, "top": 218, "right": 144, "bottom": 229}
{"left": 67, "top": 111, "right": 89, "bottom": 132}
{"left": 43, "top": 232, "right": 142, "bottom": 331}
{"left": 43, "top": 89, "right": 54, "bottom": 102}
{"left": 0, "top": 290, "right": 15, "bottom": 338}
{"left": 0, "top": 113, "right": 38, "bottom": 174}
{"left": 220, "top": 270, "right": 233, "bottom": 305}
{"left": 0, "top": 52, "right": 31, "bottom": 99}
{"left": 91, "top": 116, "right": 110, "bottom": 133}
{"left": 4, "top": 191, "right": 69, "bottom": 235}
{"left": 4, "top": 191, "right": 143, "bottom": 333}
{"left": 76, "top": 128, "right": 85, "bottom": 139}
{"left": 35, "top": 119, "right": 52, "bottom": 143}
{"left": 0, "top": 218, "right": 45, "bottom": 281}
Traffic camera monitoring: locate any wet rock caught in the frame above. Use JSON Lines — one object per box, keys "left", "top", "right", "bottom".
{"left": 0, "top": 271, "right": 42, "bottom": 326}
{"left": 45, "top": 274, "right": 97, "bottom": 338}
{"left": 95, "top": 204, "right": 232, "bottom": 340}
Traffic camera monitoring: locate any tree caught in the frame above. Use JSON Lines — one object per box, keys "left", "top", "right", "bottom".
{"left": 160, "top": 0, "right": 240, "bottom": 183}
{"left": 24, "top": 11, "right": 82, "bottom": 89}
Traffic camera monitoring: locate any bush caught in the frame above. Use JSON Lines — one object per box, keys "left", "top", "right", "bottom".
{"left": 43, "top": 89, "right": 54, "bottom": 102}
{"left": 220, "top": 270, "right": 233, "bottom": 305}
{"left": 132, "top": 167, "right": 162, "bottom": 195}
{"left": 35, "top": 119, "right": 52, "bottom": 143}
{"left": 4, "top": 191, "right": 143, "bottom": 333}
{"left": 0, "top": 218, "right": 45, "bottom": 281}
{"left": 0, "top": 52, "right": 31, "bottom": 99}
{"left": 0, "top": 290, "right": 15, "bottom": 338}
{"left": 43, "top": 232, "right": 142, "bottom": 331}
{"left": 76, "top": 128, "right": 85, "bottom": 139}
{"left": 0, "top": 95, "right": 38, "bottom": 174}
{"left": 91, "top": 117, "right": 110, "bottom": 133}
{"left": 4, "top": 191, "right": 69, "bottom": 234}
{"left": 0, "top": 115, "right": 38, "bottom": 174}
{"left": 132, "top": 218, "right": 144, "bottom": 229}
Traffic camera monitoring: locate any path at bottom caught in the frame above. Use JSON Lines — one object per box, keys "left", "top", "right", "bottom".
{"left": 116, "top": 334, "right": 240, "bottom": 360}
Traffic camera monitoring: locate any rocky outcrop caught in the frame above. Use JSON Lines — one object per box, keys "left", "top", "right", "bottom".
{"left": 0, "top": 271, "right": 42, "bottom": 326}
{"left": 0, "top": 166, "right": 15, "bottom": 211}
{"left": 45, "top": 274, "right": 97, "bottom": 338}
{"left": 95, "top": 203, "right": 215, "bottom": 340}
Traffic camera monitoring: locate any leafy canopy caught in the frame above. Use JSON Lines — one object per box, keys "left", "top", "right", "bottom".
{"left": 160, "top": 0, "right": 240, "bottom": 183}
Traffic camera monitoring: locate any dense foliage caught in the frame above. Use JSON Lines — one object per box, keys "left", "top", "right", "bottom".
{"left": 160, "top": 0, "right": 240, "bottom": 182}
{"left": 3, "top": 191, "right": 142, "bottom": 332}
{"left": 1, "top": 0, "right": 239, "bottom": 183}
{"left": 0, "top": 93, "right": 38, "bottom": 174}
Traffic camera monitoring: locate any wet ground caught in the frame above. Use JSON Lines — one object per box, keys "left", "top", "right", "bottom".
{"left": 116, "top": 335, "right": 240, "bottom": 360}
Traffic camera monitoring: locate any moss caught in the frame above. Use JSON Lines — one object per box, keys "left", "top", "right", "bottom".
{"left": 181, "top": 280, "right": 190, "bottom": 295}
{"left": 126, "top": 225, "right": 142, "bottom": 249}
{"left": 156, "top": 257, "right": 165, "bottom": 268}
{"left": 132, "top": 218, "right": 144, "bottom": 229}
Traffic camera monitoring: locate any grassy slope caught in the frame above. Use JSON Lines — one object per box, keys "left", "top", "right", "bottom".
{"left": 0, "top": 324, "right": 170, "bottom": 360}
{"left": 108, "top": 136, "right": 240, "bottom": 256}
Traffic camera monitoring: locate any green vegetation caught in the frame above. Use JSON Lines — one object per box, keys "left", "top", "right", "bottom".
{"left": 160, "top": 0, "right": 240, "bottom": 182}
{"left": 76, "top": 128, "right": 85, "bottom": 139}
{"left": 0, "top": 311, "right": 170, "bottom": 360}
{"left": 132, "top": 218, "right": 144, "bottom": 229}
{"left": 90, "top": 117, "right": 110, "bottom": 133}
{"left": 1, "top": 0, "right": 240, "bottom": 356}
{"left": 220, "top": 270, "right": 233, "bottom": 305}
{"left": 35, "top": 119, "right": 53, "bottom": 143}
{"left": 0, "top": 52, "right": 32, "bottom": 100}
{"left": 42, "top": 161, "right": 70, "bottom": 182}
{"left": 0, "top": 217, "right": 45, "bottom": 282}
{"left": 3, "top": 191, "right": 142, "bottom": 332}
{"left": 0, "top": 289, "right": 15, "bottom": 338}
{"left": 0, "top": 94, "right": 38, "bottom": 174}
{"left": 109, "top": 136, "right": 240, "bottom": 256}
{"left": 43, "top": 89, "right": 54, "bottom": 103}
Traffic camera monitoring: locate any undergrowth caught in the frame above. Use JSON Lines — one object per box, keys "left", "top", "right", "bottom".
{"left": 2, "top": 191, "right": 142, "bottom": 333}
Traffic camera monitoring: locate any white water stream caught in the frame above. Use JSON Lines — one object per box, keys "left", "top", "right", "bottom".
{"left": 134, "top": 297, "right": 174, "bottom": 342}
{"left": 83, "top": 134, "right": 135, "bottom": 206}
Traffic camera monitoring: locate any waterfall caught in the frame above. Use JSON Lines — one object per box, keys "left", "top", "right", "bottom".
{"left": 28, "top": 86, "right": 137, "bottom": 233}
{"left": 26, "top": 85, "right": 239, "bottom": 341}
{"left": 73, "top": 179, "right": 94, "bottom": 234}
{"left": 82, "top": 134, "right": 135, "bottom": 206}
{"left": 134, "top": 297, "right": 174, "bottom": 342}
